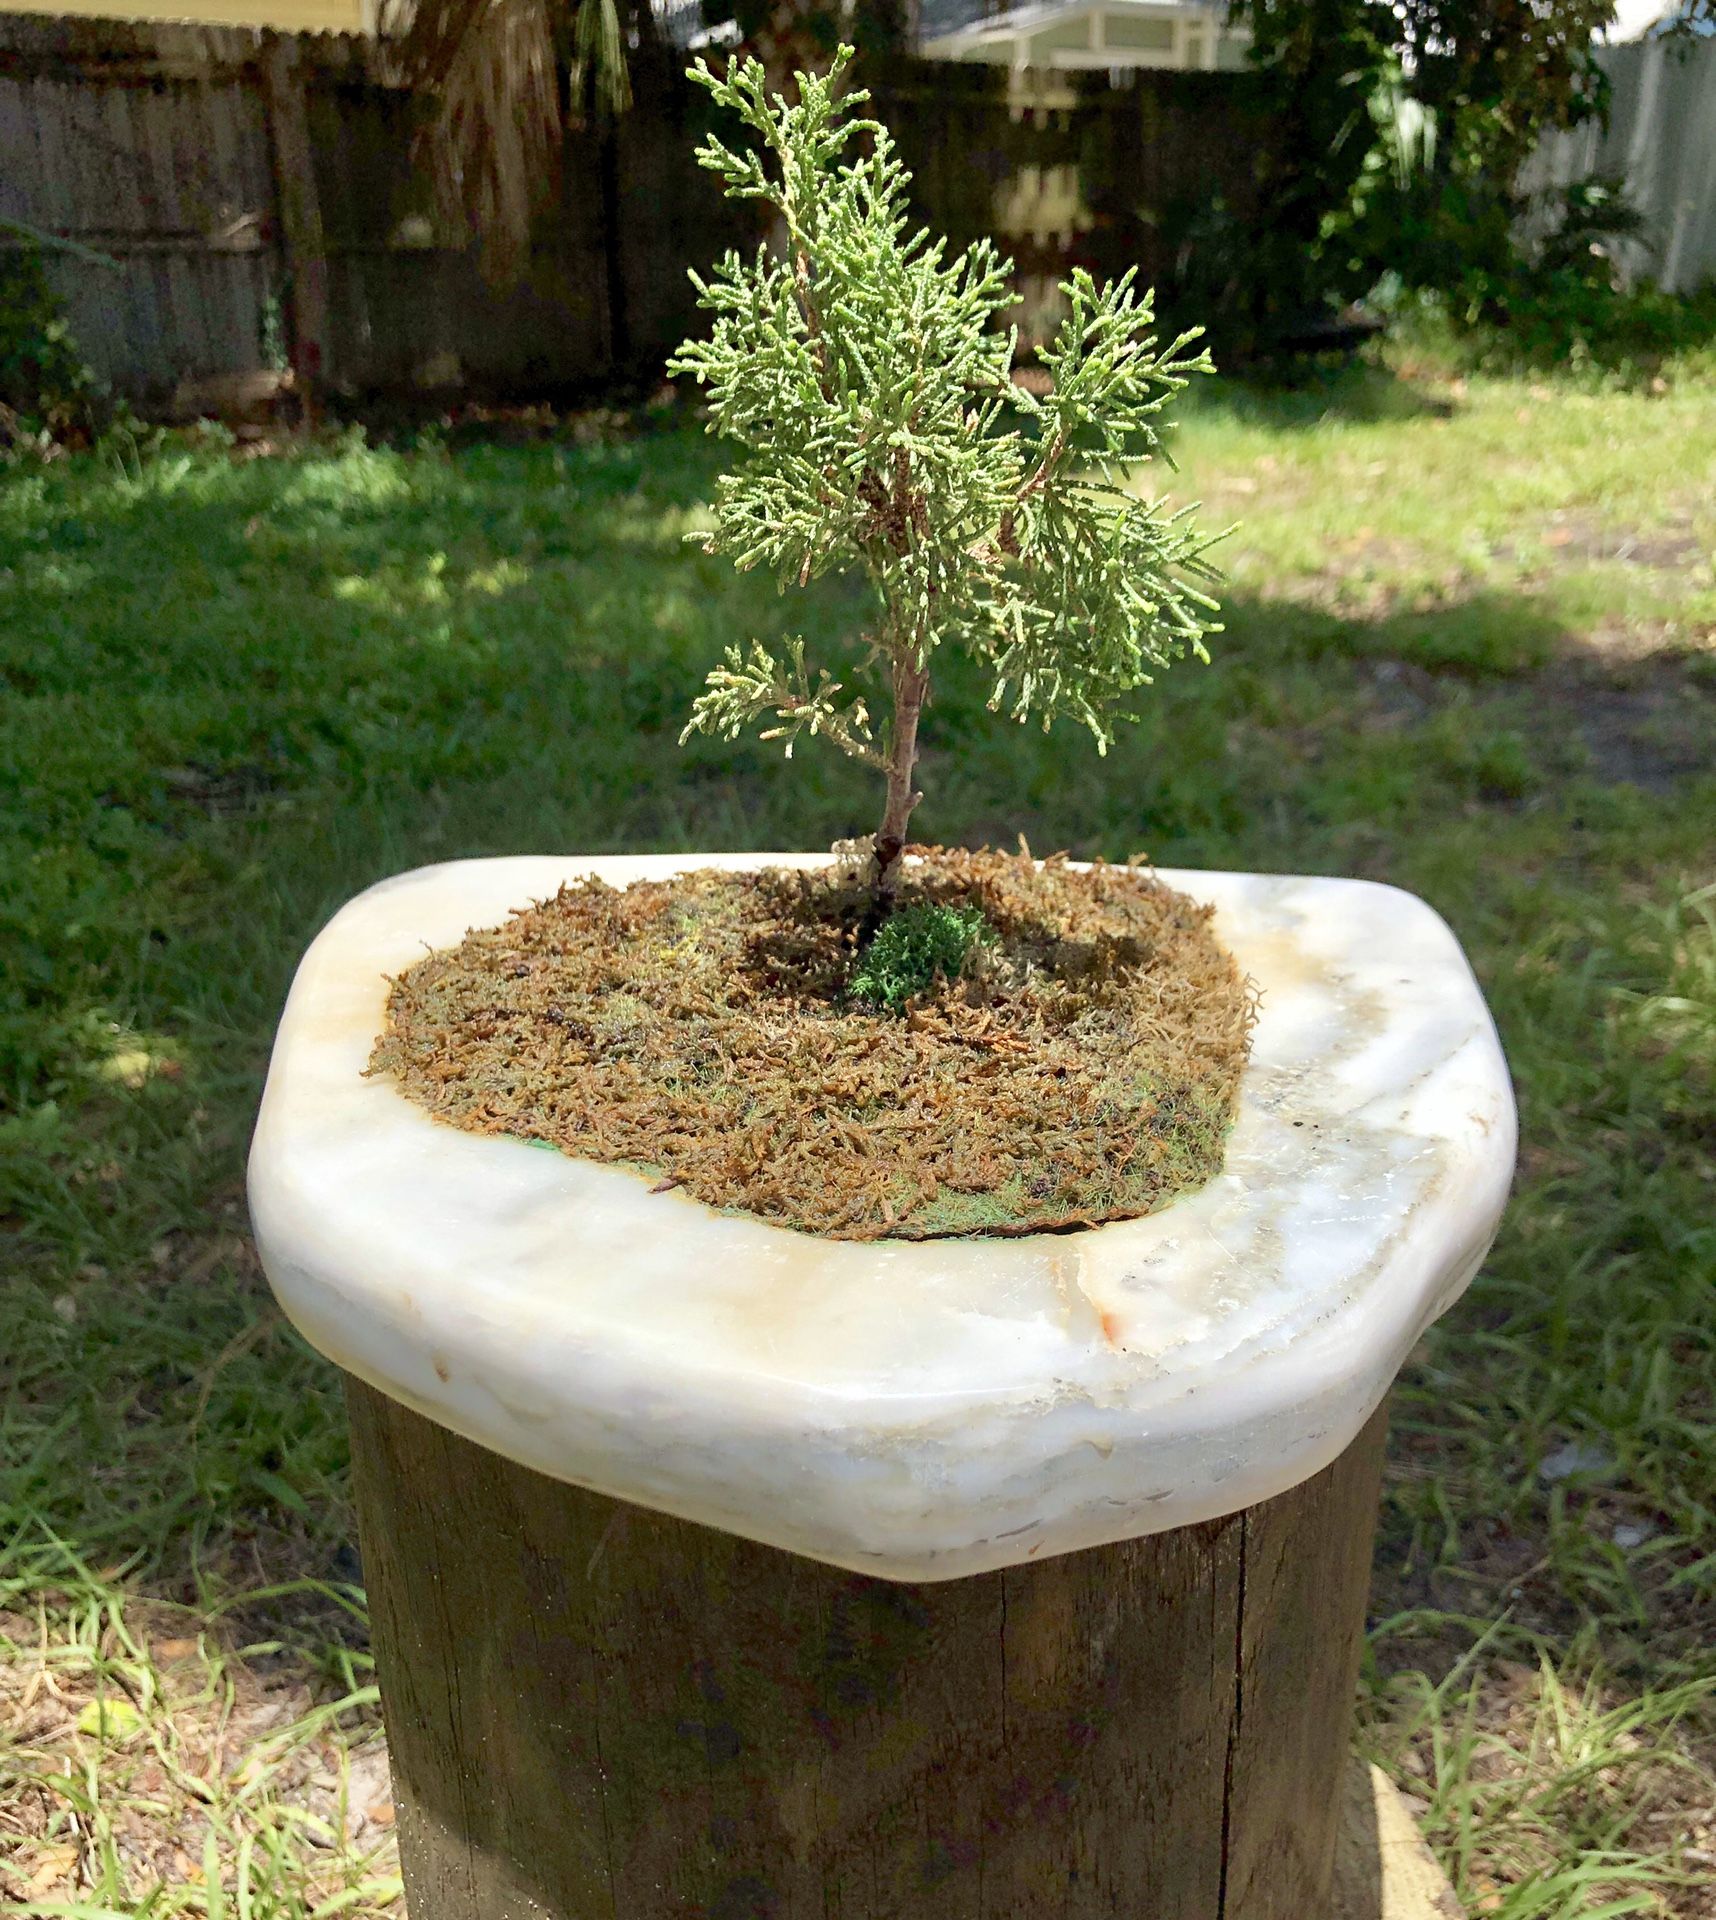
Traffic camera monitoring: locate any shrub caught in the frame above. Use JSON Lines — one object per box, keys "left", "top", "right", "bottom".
{"left": 0, "top": 241, "right": 112, "bottom": 454}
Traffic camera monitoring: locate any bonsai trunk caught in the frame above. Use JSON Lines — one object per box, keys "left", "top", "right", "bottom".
{"left": 871, "top": 652, "right": 928, "bottom": 914}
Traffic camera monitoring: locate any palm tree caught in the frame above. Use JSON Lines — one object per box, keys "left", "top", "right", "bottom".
{"left": 382, "top": 0, "right": 640, "bottom": 280}
{"left": 383, "top": 0, "right": 914, "bottom": 282}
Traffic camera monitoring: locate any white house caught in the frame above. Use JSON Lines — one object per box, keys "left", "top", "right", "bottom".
{"left": 921, "top": 0, "right": 1248, "bottom": 74}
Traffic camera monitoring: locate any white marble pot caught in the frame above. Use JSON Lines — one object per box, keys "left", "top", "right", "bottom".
{"left": 249, "top": 852, "right": 1517, "bottom": 1584}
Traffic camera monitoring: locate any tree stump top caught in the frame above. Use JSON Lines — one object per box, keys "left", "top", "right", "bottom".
{"left": 250, "top": 853, "right": 1513, "bottom": 1580}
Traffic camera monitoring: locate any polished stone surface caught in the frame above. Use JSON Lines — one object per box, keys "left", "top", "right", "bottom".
{"left": 248, "top": 854, "right": 1515, "bottom": 1580}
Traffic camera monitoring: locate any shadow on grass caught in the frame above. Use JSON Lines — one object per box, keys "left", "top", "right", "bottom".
{"left": 1177, "top": 360, "right": 1461, "bottom": 434}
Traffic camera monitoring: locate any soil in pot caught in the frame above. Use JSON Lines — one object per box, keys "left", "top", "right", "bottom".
{"left": 368, "top": 848, "right": 1255, "bottom": 1241}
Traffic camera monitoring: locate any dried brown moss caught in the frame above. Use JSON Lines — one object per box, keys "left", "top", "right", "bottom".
{"left": 368, "top": 849, "right": 1256, "bottom": 1241}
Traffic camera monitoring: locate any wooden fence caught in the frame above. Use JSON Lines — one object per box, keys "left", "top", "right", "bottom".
{"left": 5, "top": 14, "right": 1715, "bottom": 409}
{"left": 0, "top": 17, "right": 751, "bottom": 404}
{"left": 0, "top": 16, "right": 1259, "bottom": 406}
{"left": 1524, "top": 35, "right": 1716, "bottom": 297}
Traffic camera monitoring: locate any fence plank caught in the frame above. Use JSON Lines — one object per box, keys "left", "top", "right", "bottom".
{"left": 261, "top": 32, "right": 329, "bottom": 409}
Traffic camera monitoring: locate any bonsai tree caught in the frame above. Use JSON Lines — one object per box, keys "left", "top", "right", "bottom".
{"left": 669, "top": 49, "right": 1223, "bottom": 915}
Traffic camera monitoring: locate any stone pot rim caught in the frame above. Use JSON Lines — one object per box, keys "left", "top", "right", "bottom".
{"left": 248, "top": 852, "right": 1516, "bottom": 1579}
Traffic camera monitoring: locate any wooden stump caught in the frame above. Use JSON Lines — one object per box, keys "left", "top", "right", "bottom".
{"left": 347, "top": 1378, "right": 1388, "bottom": 1920}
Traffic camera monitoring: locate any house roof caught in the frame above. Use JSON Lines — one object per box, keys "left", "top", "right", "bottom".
{"left": 922, "top": 0, "right": 1242, "bottom": 68}
{"left": 1, "top": 0, "right": 373, "bottom": 27}
{"left": 925, "top": 0, "right": 1220, "bottom": 28}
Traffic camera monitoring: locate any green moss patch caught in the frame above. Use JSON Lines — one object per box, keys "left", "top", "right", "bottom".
{"left": 848, "top": 901, "right": 997, "bottom": 1011}
{"left": 368, "top": 848, "right": 1256, "bottom": 1241}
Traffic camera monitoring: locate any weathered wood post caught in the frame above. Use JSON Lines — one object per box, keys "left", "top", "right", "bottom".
{"left": 250, "top": 854, "right": 1513, "bottom": 1920}
{"left": 260, "top": 33, "right": 329, "bottom": 423}
{"left": 346, "top": 1382, "right": 1386, "bottom": 1920}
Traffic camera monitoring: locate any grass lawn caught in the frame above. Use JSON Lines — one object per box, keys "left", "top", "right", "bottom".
{"left": 2, "top": 355, "right": 1713, "bottom": 1917}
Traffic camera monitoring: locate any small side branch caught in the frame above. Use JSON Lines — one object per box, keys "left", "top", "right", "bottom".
{"left": 681, "top": 638, "right": 887, "bottom": 770}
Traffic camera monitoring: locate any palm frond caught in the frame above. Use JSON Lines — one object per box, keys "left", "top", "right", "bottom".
{"left": 384, "top": 0, "right": 631, "bottom": 283}
{"left": 572, "top": 0, "right": 632, "bottom": 122}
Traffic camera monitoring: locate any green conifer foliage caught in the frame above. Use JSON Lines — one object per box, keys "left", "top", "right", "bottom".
{"left": 669, "top": 48, "right": 1224, "bottom": 909}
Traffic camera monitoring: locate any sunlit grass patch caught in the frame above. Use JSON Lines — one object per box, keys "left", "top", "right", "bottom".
{"left": 1362, "top": 1631, "right": 1716, "bottom": 1920}
{"left": 0, "top": 1540, "right": 399, "bottom": 1918}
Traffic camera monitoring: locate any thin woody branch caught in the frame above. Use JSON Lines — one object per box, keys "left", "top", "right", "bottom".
{"left": 1016, "top": 424, "right": 1069, "bottom": 504}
